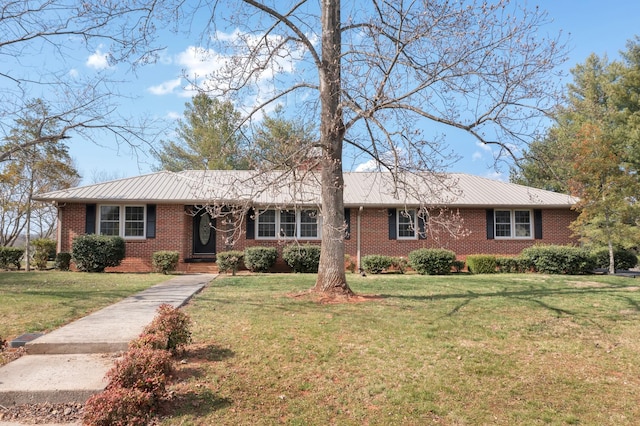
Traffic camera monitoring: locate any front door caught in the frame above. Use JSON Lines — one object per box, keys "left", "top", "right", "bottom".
{"left": 193, "top": 210, "right": 216, "bottom": 255}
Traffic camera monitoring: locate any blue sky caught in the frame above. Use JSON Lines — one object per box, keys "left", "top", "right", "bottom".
{"left": 62, "top": 1, "right": 640, "bottom": 183}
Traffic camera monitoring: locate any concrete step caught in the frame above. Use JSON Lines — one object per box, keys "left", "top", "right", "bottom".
{"left": 0, "top": 354, "right": 113, "bottom": 406}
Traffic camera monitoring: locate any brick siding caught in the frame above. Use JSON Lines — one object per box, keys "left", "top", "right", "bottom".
{"left": 57, "top": 203, "right": 578, "bottom": 272}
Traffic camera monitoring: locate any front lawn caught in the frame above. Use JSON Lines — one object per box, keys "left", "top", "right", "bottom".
{"left": 163, "top": 273, "right": 640, "bottom": 425}
{"left": 0, "top": 271, "right": 168, "bottom": 342}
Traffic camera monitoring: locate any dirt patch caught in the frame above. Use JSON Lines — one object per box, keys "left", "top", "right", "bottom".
{"left": 0, "top": 402, "right": 83, "bottom": 424}
{"left": 287, "top": 290, "right": 383, "bottom": 304}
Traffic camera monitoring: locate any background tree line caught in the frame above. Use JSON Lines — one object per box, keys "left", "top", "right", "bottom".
{"left": 511, "top": 37, "right": 640, "bottom": 272}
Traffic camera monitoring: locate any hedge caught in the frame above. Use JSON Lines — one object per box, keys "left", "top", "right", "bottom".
{"left": 466, "top": 255, "right": 497, "bottom": 274}
{"left": 216, "top": 251, "right": 244, "bottom": 275}
{"left": 408, "top": 248, "right": 456, "bottom": 275}
{"left": 152, "top": 251, "right": 179, "bottom": 274}
{"left": 243, "top": 246, "right": 278, "bottom": 272}
{"left": 591, "top": 247, "right": 638, "bottom": 271}
{"left": 361, "top": 255, "right": 393, "bottom": 274}
{"left": 282, "top": 244, "right": 321, "bottom": 273}
{"left": 520, "top": 245, "right": 594, "bottom": 275}
{"left": 71, "top": 235, "right": 126, "bottom": 272}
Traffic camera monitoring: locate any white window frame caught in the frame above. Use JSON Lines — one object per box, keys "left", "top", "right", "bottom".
{"left": 98, "top": 205, "right": 146, "bottom": 239}
{"left": 494, "top": 209, "right": 533, "bottom": 240}
{"left": 256, "top": 209, "right": 321, "bottom": 240}
{"left": 397, "top": 209, "right": 418, "bottom": 240}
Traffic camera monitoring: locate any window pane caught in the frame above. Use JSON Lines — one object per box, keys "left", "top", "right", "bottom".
{"left": 99, "top": 206, "right": 120, "bottom": 236}
{"left": 280, "top": 210, "right": 296, "bottom": 237}
{"left": 300, "top": 210, "right": 318, "bottom": 238}
{"left": 258, "top": 210, "right": 276, "bottom": 238}
{"left": 514, "top": 211, "right": 531, "bottom": 237}
{"left": 124, "top": 206, "right": 145, "bottom": 237}
{"left": 398, "top": 209, "right": 416, "bottom": 238}
{"left": 495, "top": 210, "right": 511, "bottom": 237}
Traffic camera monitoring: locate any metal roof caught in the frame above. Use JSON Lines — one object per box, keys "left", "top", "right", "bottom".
{"left": 33, "top": 170, "right": 577, "bottom": 208}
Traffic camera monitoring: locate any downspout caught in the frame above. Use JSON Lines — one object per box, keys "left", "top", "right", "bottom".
{"left": 357, "top": 206, "right": 363, "bottom": 271}
{"left": 55, "top": 202, "right": 62, "bottom": 254}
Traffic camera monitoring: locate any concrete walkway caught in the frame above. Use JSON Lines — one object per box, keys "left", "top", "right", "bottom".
{"left": 0, "top": 273, "right": 215, "bottom": 411}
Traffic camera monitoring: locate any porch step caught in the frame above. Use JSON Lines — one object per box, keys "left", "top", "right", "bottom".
{"left": 183, "top": 262, "right": 219, "bottom": 274}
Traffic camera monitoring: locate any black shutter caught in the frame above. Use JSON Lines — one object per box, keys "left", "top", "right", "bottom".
{"left": 418, "top": 215, "right": 427, "bottom": 240}
{"left": 534, "top": 209, "right": 543, "bottom": 239}
{"left": 85, "top": 204, "right": 96, "bottom": 234}
{"left": 246, "top": 208, "right": 255, "bottom": 239}
{"left": 486, "top": 209, "right": 495, "bottom": 240}
{"left": 388, "top": 208, "right": 397, "bottom": 240}
{"left": 344, "top": 208, "right": 351, "bottom": 240}
{"left": 146, "top": 204, "right": 156, "bottom": 238}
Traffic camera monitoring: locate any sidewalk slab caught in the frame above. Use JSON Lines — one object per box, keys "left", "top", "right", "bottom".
{"left": 0, "top": 354, "right": 112, "bottom": 406}
{"left": 25, "top": 274, "right": 214, "bottom": 355}
{"left": 0, "top": 273, "right": 215, "bottom": 409}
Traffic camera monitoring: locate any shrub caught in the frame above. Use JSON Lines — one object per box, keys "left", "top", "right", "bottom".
{"left": 496, "top": 256, "right": 529, "bottom": 273}
{"left": 520, "top": 245, "right": 595, "bottom": 275}
{"left": 0, "top": 247, "right": 24, "bottom": 270}
{"left": 591, "top": 247, "right": 638, "bottom": 271}
{"left": 55, "top": 252, "right": 72, "bottom": 271}
{"left": 31, "top": 238, "right": 56, "bottom": 270}
{"left": 216, "top": 250, "right": 244, "bottom": 274}
{"left": 408, "top": 248, "right": 456, "bottom": 275}
{"left": 466, "top": 255, "right": 498, "bottom": 274}
{"left": 72, "top": 235, "right": 125, "bottom": 272}
{"left": 133, "top": 304, "right": 192, "bottom": 355}
{"left": 243, "top": 246, "right": 277, "bottom": 272}
{"left": 106, "top": 346, "right": 174, "bottom": 398}
{"left": 361, "top": 255, "right": 393, "bottom": 274}
{"left": 282, "top": 244, "right": 321, "bottom": 273}
{"left": 152, "top": 251, "right": 179, "bottom": 274}
{"left": 82, "top": 385, "right": 155, "bottom": 426}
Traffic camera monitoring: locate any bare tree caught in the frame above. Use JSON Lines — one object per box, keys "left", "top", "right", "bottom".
{"left": 0, "top": 0, "right": 167, "bottom": 164}
{"left": 162, "top": 0, "right": 565, "bottom": 295}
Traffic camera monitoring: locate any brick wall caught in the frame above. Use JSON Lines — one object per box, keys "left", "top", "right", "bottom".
{"left": 58, "top": 203, "right": 578, "bottom": 272}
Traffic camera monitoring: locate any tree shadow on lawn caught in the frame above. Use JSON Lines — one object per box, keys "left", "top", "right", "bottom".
{"left": 376, "top": 280, "right": 640, "bottom": 318}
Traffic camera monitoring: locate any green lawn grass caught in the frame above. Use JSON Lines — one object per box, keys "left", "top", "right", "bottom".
{"left": 163, "top": 273, "right": 640, "bottom": 425}
{"left": 0, "top": 271, "right": 168, "bottom": 341}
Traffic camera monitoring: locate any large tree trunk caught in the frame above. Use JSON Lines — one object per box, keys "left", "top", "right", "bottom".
{"left": 313, "top": 0, "right": 353, "bottom": 295}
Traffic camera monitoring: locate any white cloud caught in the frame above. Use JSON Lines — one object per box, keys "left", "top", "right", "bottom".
{"left": 484, "top": 170, "right": 506, "bottom": 182}
{"left": 166, "top": 111, "right": 181, "bottom": 120}
{"left": 355, "top": 159, "right": 379, "bottom": 172}
{"left": 86, "top": 47, "right": 111, "bottom": 70}
{"left": 147, "top": 78, "right": 182, "bottom": 95}
{"left": 68, "top": 69, "right": 79, "bottom": 78}
{"left": 472, "top": 151, "right": 483, "bottom": 161}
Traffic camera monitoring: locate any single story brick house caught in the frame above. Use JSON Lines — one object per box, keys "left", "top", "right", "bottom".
{"left": 33, "top": 170, "right": 579, "bottom": 273}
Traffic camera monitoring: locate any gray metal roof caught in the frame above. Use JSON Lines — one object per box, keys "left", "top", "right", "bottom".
{"left": 33, "top": 170, "right": 577, "bottom": 208}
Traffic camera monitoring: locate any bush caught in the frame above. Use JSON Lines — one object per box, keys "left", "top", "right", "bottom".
{"left": 133, "top": 304, "right": 192, "bottom": 355}
{"left": 466, "top": 255, "right": 497, "bottom": 274}
{"left": 496, "top": 256, "right": 529, "bottom": 273}
{"left": 55, "top": 252, "right": 72, "bottom": 271}
{"left": 31, "top": 238, "right": 56, "bottom": 270}
{"left": 216, "top": 250, "right": 244, "bottom": 274}
{"left": 72, "top": 235, "right": 125, "bottom": 272}
{"left": 282, "top": 244, "right": 321, "bottom": 273}
{"left": 520, "top": 245, "right": 595, "bottom": 275}
{"left": 361, "top": 255, "right": 393, "bottom": 274}
{"left": 0, "top": 247, "right": 24, "bottom": 270}
{"left": 591, "top": 247, "right": 638, "bottom": 271}
{"left": 152, "top": 251, "right": 179, "bottom": 274}
{"left": 107, "top": 346, "right": 174, "bottom": 398}
{"left": 408, "top": 248, "right": 456, "bottom": 275}
{"left": 83, "top": 385, "right": 155, "bottom": 426}
{"left": 243, "top": 246, "right": 277, "bottom": 272}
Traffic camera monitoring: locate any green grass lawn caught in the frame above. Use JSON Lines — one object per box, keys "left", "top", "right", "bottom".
{"left": 162, "top": 273, "right": 640, "bottom": 425}
{"left": 0, "top": 271, "right": 168, "bottom": 341}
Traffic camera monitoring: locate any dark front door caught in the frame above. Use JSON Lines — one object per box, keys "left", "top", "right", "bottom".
{"left": 193, "top": 210, "right": 216, "bottom": 255}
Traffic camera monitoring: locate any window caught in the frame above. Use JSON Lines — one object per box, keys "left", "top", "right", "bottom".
{"left": 256, "top": 209, "right": 320, "bottom": 239}
{"left": 398, "top": 209, "right": 417, "bottom": 239}
{"left": 494, "top": 210, "right": 532, "bottom": 239}
{"left": 98, "top": 205, "right": 146, "bottom": 238}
